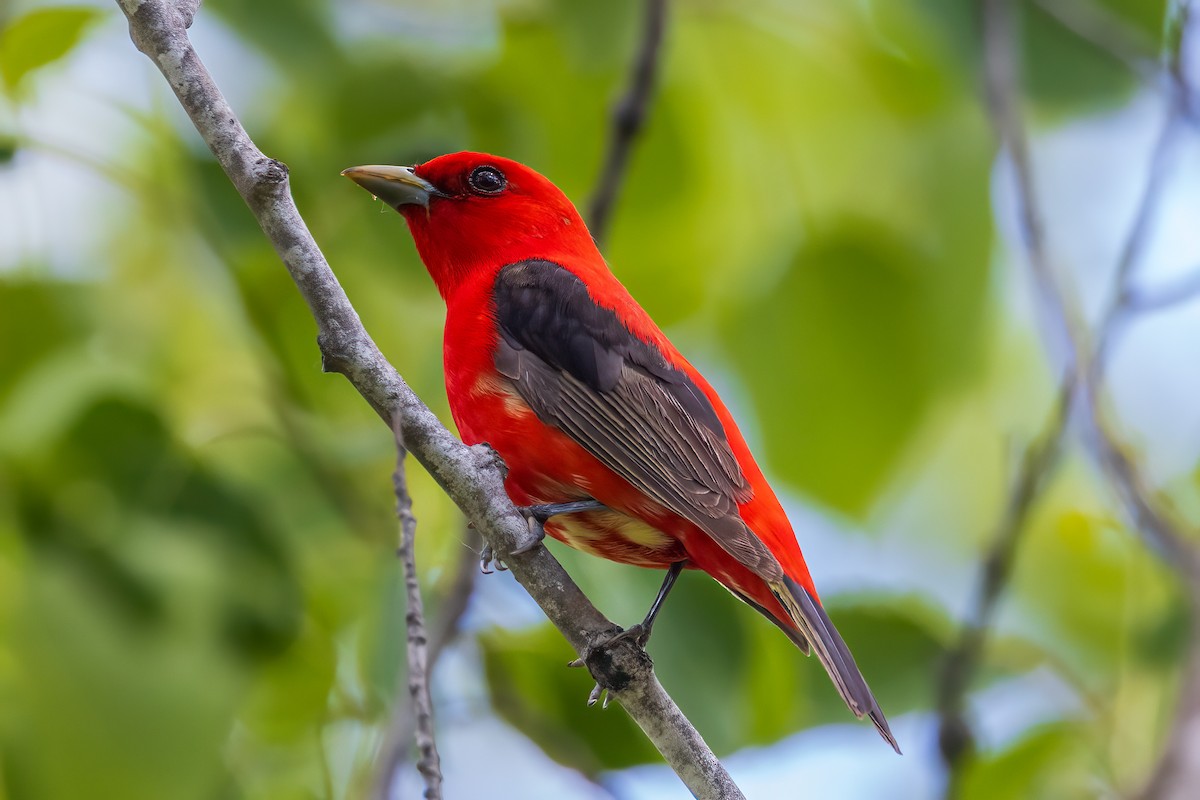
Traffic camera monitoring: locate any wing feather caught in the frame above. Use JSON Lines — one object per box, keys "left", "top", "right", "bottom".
{"left": 493, "top": 260, "right": 781, "bottom": 580}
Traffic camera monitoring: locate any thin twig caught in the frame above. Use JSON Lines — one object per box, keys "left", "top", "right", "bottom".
{"left": 1124, "top": 266, "right": 1200, "bottom": 314}
{"left": 937, "top": 24, "right": 1088, "bottom": 783}
{"left": 113, "top": 2, "right": 742, "bottom": 796}
{"left": 1095, "top": 27, "right": 1188, "bottom": 366}
{"left": 375, "top": 421, "right": 442, "bottom": 800}
{"left": 1033, "top": 0, "right": 1159, "bottom": 81}
{"left": 1108, "top": 120, "right": 1180, "bottom": 304}
{"left": 936, "top": 377, "right": 1074, "bottom": 794}
{"left": 588, "top": 0, "right": 668, "bottom": 244}
{"left": 981, "top": 0, "right": 1197, "bottom": 572}
{"left": 1073, "top": 0, "right": 1199, "bottom": 578}
{"left": 375, "top": 525, "right": 481, "bottom": 797}
{"left": 1140, "top": 593, "right": 1200, "bottom": 800}
{"left": 982, "top": 0, "right": 1088, "bottom": 373}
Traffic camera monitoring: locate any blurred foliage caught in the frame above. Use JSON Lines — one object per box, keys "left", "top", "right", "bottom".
{"left": 0, "top": 5, "right": 104, "bottom": 97}
{"left": 958, "top": 723, "right": 1093, "bottom": 800}
{"left": 0, "top": 0, "right": 1190, "bottom": 798}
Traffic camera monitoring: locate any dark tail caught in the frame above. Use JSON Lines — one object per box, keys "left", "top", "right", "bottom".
{"left": 771, "top": 577, "right": 901, "bottom": 754}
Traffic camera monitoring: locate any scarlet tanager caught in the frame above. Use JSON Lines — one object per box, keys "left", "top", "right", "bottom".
{"left": 343, "top": 152, "right": 898, "bottom": 752}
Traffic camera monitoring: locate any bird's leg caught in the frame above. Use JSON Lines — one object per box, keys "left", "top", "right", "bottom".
{"left": 606, "top": 559, "right": 685, "bottom": 648}
{"left": 479, "top": 499, "right": 608, "bottom": 572}
{"left": 570, "top": 560, "right": 687, "bottom": 708}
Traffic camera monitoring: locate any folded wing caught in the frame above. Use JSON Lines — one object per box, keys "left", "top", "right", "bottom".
{"left": 492, "top": 259, "right": 780, "bottom": 581}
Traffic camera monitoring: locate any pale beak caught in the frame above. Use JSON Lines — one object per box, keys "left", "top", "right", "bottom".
{"left": 340, "top": 164, "right": 440, "bottom": 208}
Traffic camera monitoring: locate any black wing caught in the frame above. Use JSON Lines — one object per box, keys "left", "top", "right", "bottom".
{"left": 492, "top": 259, "right": 782, "bottom": 581}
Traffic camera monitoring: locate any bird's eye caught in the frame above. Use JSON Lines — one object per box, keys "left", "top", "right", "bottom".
{"left": 468, "top": 165, "right": 506, "bottom": 195}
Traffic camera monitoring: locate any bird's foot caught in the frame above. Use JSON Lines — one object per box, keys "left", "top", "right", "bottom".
{"left": 479, "top": 512, "right": 542, "bottom": 572}
{"left": 565, "top": 623, "right": 652, "bottom": 710}
{"left": 514, "top": 499, "right": 607, "bottom": 554}
{"left": 509, "top": 511, "right": 546, "bottom": 557}
{"left": 479, "top": 499, "right": 608, "bottom": 573}
{"left": 596, "top": 622, "right": 651, "bottom": 650}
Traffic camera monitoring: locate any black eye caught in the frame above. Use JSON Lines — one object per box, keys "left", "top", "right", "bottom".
{"left": 468, "top": 165, "right": 506, "bottom": 195}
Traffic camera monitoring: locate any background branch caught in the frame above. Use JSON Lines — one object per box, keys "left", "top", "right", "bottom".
{"left": 1034, "top": 0, "right": 1159, "bottom": 80}
{"left": 373, "top": 424, "right": 441, "bottom": 800}
{"left": 374, "top": 524, "right": 481, "bottom": 798}
{"left": 588, "top": 0, "right": 668, "bottom": 244}
{"left": 936, "top": 378, "right": 1073, "bottom": 794}
{"left": 933, "top": 6, "right": 1089, "bottom": 790}
{"left": 1124, "top": 266, "right": 1200, "bottom": 314}
{"left": 114, "top": 1, "right": 742, "bottom": 797}
{"left": 958, "top": 2, "right": 1200, "bottom": 799}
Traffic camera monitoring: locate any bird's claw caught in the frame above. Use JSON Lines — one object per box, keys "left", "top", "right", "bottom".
{"left": 479, "top": 543, "right": 508, "bottom": 574}
{"left": 586, "top": 683, "right": 613, "bottom": 709}
{"left": 510, "top": 512, "right": 546, "bottom": 555}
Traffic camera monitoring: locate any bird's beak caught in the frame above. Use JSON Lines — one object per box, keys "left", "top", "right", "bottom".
{"left": 340, "top": 164, "right": 439, "bottom": 208}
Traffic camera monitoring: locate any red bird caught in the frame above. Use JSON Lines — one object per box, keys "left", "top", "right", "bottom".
{"left": 343, "top": 152, "right": 898, "bottom": 752}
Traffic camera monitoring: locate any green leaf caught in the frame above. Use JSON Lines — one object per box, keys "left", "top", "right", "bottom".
{"left": 725, "top": 217, "right": 986, "bottom": 513}
{"left": 241, "top": 616, "right": 337, "bottom": 742}
{"left": 960, "top": 723, "right": 1092, "bottom": 800}
{"left": 0, "top": 6, "right": 105, "bottom": 96}
{"left": 0, "top": 280, "right": 91, "bottom": 407}
{"left": 4, "top": 556, "right": 239, "bottom": 800}
{"left": 909, "top": 0, "right": 1168, "bottom": 115}
{"left": 0, "top": 132, "right": 16, "bottom": 163}
{"left": 1014, "top": 499, "right": 1179, "bottom": 684}
{"left": 681, "top": 1, "right": 995, "bottom": 515}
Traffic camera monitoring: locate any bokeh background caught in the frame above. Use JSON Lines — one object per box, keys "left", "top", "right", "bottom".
{"left": 2, "top": 0, "right": 1198, "bottom": 798}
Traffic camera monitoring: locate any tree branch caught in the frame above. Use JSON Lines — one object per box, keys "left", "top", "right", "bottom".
{"left": 983, "top": 0, "right": 1089, "bottom": 371}
{"left": 588, "top": 0, "right": 668, "bottom": 245}
{"left": 1140, "top": 593, "right": 1200, "bottom": 800}
{"left": 1033, "top": 0, "right": 1159, "bottom": 81}
{"left": 1124, "top": 266, "right": 1200, "bottom": 314}
{"left": 972, "top": 1, "right": 1200, "bottom": 798}
{"left": 374, "top": 523, "right": 481, "bottom": 798}
{"left": 933, "top": 7, "right": 1090, "bottom": 790}
{"left": 374, "top": 425, "right": 442, "bottom": 800}
{"left": 113, "top": 2, "right": 742, "bottom": 797}
{"left": 936, "top": 377, "right": 1074, "bottom": 794}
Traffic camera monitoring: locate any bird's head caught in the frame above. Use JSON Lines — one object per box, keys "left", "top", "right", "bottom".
{"left": 342, "top": 152, "right": 594, "bottom": 298}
